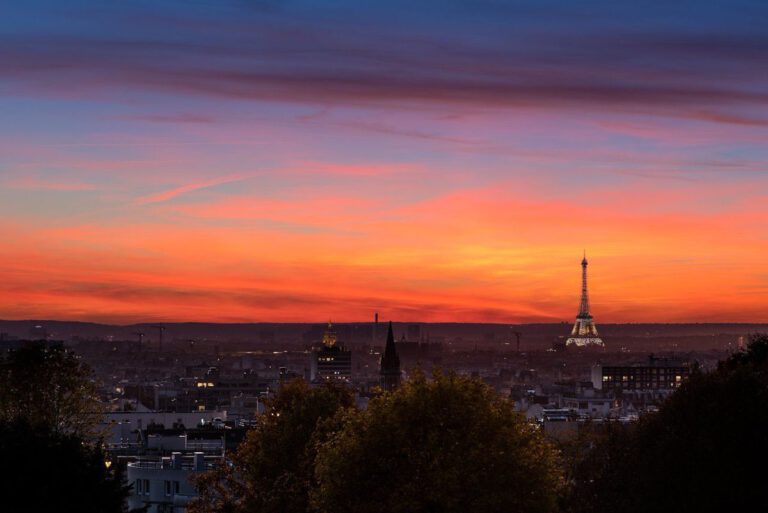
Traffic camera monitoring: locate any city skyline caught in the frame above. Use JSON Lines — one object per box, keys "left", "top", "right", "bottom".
{"left": 3, "top": 1, "right": 768, "bottom": 323}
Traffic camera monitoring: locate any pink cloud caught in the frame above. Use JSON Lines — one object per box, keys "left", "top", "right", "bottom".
{"left": 134, "top": 173, "right": 256, "bottom": 205}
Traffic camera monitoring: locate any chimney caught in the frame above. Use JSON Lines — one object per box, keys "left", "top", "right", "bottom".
{"left": 193, "top": 452, "right": 205, "bottom": 471}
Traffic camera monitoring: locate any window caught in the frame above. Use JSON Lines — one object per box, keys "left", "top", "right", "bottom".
{"left": 173, "top": 481, "right": 180, "bottom": 494}
{"left": 136, "top": 480, "right": 142, "bottom": 494}
{"left": 165, "top": 480, "right": 171, "bottom": 496}
{"left": 144, "top": 479, "right": 150, "bottom": 496}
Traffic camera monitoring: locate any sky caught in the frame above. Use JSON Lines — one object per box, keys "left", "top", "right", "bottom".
{"left": 2, "top": 0, "right": 768, "bottom": 324}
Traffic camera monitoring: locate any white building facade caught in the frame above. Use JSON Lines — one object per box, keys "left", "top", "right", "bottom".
{"left": 127, "top": 452, "right": 212, "bottom": 513}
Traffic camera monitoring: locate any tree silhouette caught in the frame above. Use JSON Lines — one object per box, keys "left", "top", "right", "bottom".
{"left": 0, "top": 418, "right": 131, "bottom": 513}
{"left": 312, "top": 371, "right": 561, "bottom": 513}
{"left": 567, "top": 334, "right": 768, "bottom": 513}
{"left": 0, "top": 342, "right": 104, "bottom": 438}
{"left": 190, "top": 379, "right": 354, "bottom": 513}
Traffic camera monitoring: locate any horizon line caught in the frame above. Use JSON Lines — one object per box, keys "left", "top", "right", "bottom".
{"left": 3, "top": 318, "right": 768, "bottom": 327}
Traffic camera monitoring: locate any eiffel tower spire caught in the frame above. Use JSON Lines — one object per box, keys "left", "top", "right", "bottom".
{"left": 578, "top": 252, "right": 590, "bottom": 318}
{"left": 566, "top": 253, "right": 604, "bottom": 347}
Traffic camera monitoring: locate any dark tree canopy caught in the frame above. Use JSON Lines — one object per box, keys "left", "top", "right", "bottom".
{"left": 312, "top": 371, "right": 562, "bottom": 513}
{"left": 0, "top": 342, "right": 103, "bottom": 438}
{"left": 0, "top": 418, "right": 130, "bottom": 513}
{"left": 567, "top": 334, "right": 768, "bottom": 513}
{"left": 190, "top": 379, "right": 355, "bottom": 513}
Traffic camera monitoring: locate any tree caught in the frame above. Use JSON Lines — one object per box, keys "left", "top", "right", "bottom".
{"left": 567, "top": 334, "right": 768, "bottom": 513}
{"left": 312, "top": 371, "right": 562, "bottom": 513}
{"left": 190, "top": 379, "right": 354, "bottom": 513}
{"left": 0, "top": 418, "right": 130, "bottom": 513}
{"left": 0, "top": 342, "right": 104, "bottom": 438}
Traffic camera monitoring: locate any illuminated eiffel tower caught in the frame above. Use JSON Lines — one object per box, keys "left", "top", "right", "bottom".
{"left": 566, "top": 253, "right": 604, "bottom": 347}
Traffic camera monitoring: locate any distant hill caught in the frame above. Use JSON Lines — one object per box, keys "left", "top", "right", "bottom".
{"left": 1, "top": 319, "right": 767, "bottom": 352}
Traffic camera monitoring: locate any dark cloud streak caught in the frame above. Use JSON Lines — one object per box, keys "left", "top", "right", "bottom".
{"left": 2, "top": 10, "right": 768, "bottom": 122}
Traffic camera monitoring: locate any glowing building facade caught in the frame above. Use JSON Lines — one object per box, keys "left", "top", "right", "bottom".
{"left": 311, "top": 322, "right": 352, "bottom": 382}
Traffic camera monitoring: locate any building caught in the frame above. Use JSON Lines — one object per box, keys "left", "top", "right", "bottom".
{"left": 389, "top": 332, "right": 443, "bottom": 370}
{"left": 592, "top": 356, "right": 690, "bottom": 392}
{"left": 127, "top": 452, "right": 214, "bottom": 513}
{"left": 310, "top": 322, "right": 352, "bottom": 382}
{"left": 566, "top": 253, "right": 604, "bottom": 347}
{"left": 122, "top": 432, "right": 226, "bottom": 512}
{"left": 380, "top": 321, "right": 401, "bottom": 391}
{"left": 102, "top": 411, "right": 228, "bottom": 446}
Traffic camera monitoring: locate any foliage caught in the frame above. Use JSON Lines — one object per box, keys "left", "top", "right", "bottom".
{"left": 190, "top": 379, "right": 354, "bottom": 513}
{"left": 566, "top": 334, "right": 768, "bottom": 513}
{"left": 0, "top": 342, "right": 104, "bottom": 438}
{"left": 0, "top": 417, "right": 130, "bottom": 513}
{"left": 312, "top": 371, "right": 562, "bottom": 513}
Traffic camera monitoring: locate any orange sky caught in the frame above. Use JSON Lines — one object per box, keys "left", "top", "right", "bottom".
{"left": 3, "top": 2, "right": 768, "bottom": 323}
{"left": 2, "top": 171, "right": 768, "bottom": 323}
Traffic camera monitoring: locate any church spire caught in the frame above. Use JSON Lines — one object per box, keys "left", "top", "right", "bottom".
{"left": 380, "top": 321, "right": 401, "bottom": 391}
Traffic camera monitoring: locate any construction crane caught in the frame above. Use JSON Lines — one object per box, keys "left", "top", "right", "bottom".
{"left": 133, "top": 331, "right": 145, "bottom": 351}
{"left": 512, "top": 330, "right": 522, "bottom": 354}
{"left": 151, "top": 325, "right": 166, "bottom": 352}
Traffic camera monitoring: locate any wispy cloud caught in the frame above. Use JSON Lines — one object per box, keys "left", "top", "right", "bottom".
{"left": 135, "top": 174, "right": 255, "bottom": 205}
{"left": 115, "top": 113, "right": 216, "bottom": 124}
{"left": 3, "top": 12, "right": 768, "bottom": 121}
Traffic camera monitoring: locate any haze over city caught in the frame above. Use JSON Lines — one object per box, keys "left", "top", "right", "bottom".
{"left": 3, "top": 1, "right": 768, "bottom": 324}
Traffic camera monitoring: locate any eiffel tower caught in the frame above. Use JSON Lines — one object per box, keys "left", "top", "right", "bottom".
{"left": 566, "top": 253, "right": 604, "bottom": 347}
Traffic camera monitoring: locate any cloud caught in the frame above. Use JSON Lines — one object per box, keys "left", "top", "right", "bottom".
{"left": 685, "top": 110, "right": 768, "bottom": 127}
{"left": 2, "top": 17, "right": 768, "bottom": 122}
{"left": 135, "top": 174, "right": 255, "bottom": 204}
{"left": 334, "top": 120, "right": 480, "bottom": 145}
{"left": 116, "top": 113, "right": 215, "bottom": 124}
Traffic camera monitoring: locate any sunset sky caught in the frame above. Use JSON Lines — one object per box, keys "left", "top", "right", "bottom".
{"left": 2, "top": 1, "right": 768, "bottom": 323}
